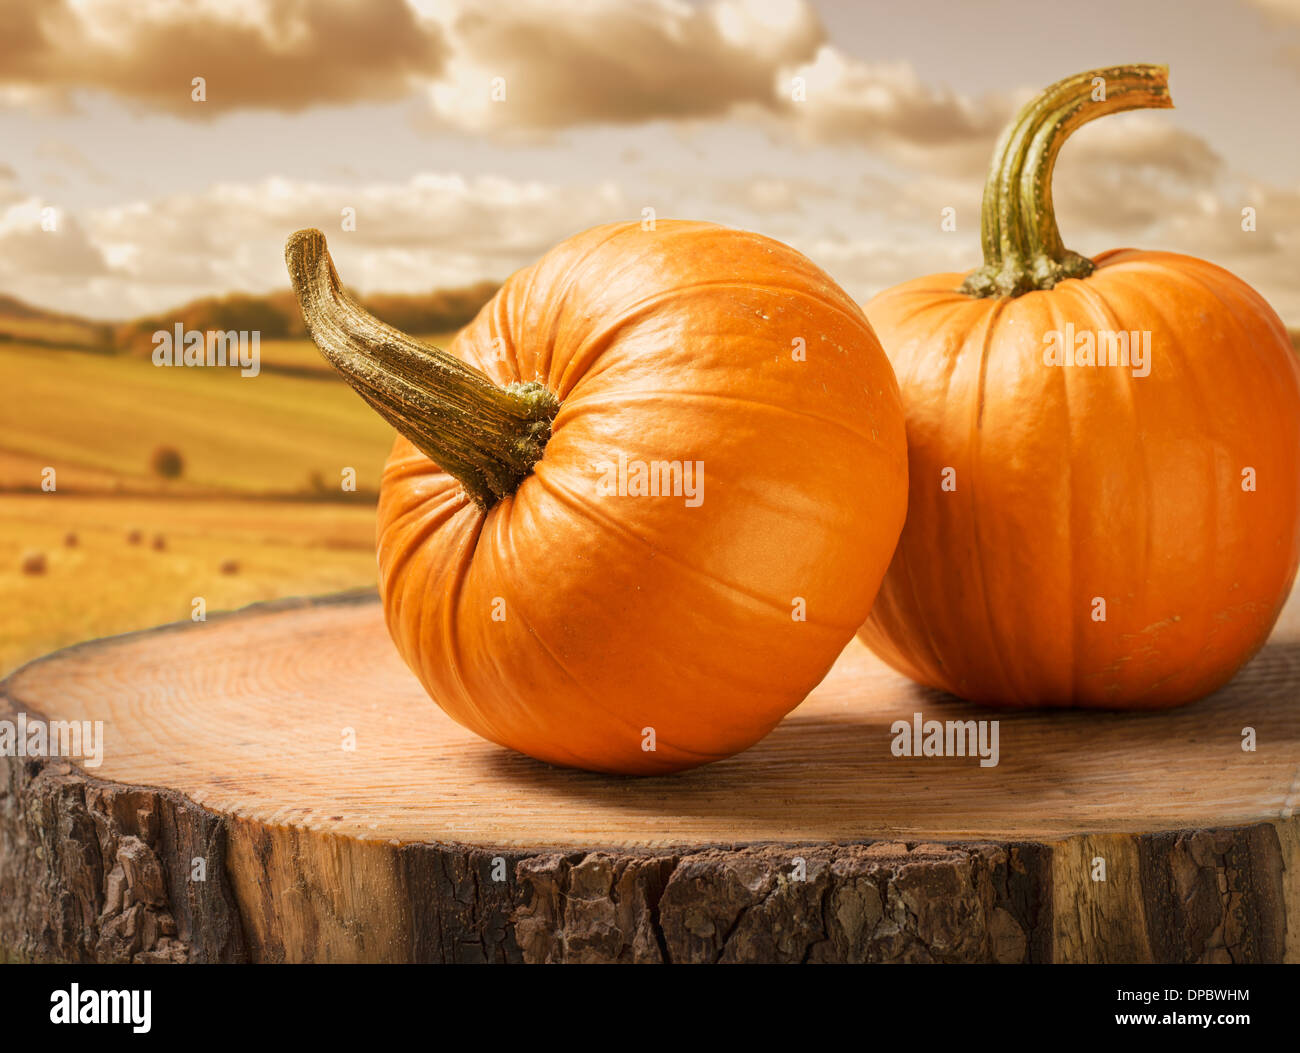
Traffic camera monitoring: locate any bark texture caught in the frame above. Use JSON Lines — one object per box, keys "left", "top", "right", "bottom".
{"left": 1, "top": 744, "right": 1290, "bottom": 963}
{"left": 0, "top": 756, "right": 245, "bottom": 963}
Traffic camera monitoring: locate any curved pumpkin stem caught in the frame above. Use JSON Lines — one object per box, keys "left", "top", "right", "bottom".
{"left": 962, "top": 64, "right": 1172, "bottom": 298}
{"left": 285, "top": 229, "right": 558, "bottom": 509}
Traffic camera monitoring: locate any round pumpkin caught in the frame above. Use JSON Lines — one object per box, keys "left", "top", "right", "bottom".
{"left": 287, "top": 220, "right": 907, "bottom": 772}
{"left": 859, "top": 64, "right": 1300, "bottom": 708}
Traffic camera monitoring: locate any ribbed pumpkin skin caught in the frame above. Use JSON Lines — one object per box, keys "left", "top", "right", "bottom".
{"left": 859, "top": 249, "right": 1300, "bottom": 708}
{"left": 377, "top": 220, "right": 907, "bottom": 772}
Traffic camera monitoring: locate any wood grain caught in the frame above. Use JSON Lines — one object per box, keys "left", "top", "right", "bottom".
{"left": 2, "top": 584, "right": 1297, "bottom": 962}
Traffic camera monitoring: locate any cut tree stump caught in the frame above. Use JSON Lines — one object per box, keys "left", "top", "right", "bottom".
{"left": 2, "top": 586, "right": 1298, "bottom": 964}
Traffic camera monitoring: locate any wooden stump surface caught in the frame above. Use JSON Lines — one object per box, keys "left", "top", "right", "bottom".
{"left": 2, "top": 585, "right": 1298, "bottom": 964}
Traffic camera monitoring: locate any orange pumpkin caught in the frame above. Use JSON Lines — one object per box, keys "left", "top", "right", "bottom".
{"left": 859, "top": 65, "right": 1300, "bottom": 708}
{"left": 287, "top": 220, "right": 907, "bottom": 772}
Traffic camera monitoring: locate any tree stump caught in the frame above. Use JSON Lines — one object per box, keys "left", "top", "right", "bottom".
{"left": 2, "top": 586, "right": 1297, "bottom": 964}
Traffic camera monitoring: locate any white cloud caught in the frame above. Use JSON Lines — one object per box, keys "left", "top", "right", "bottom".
{"left": 0, "top": 170, "right": 630, "bottom": 317}
{"left": 776, "top": 49, "right": 1010, "bottom": 154}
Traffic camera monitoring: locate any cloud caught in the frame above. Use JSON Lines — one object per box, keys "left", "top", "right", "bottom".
{"left": 0, "top": 163, "right": 22, "bottom": 202}
{"left": 0, "top": 0, "right": 1005, "bottom": 166}
{"left": 684, "top": 121, "right": 1300, "bottom": 324}
{"left": 4, "top": 149, "right": 1300, "bottom": 326}
{"left": 427, "top": 0, "right": 822, "bottom": 131}
{"left": 0, "top": 0, "right": 446, "bottom": 114}
{"left": 0, "top": 3, "right": 1293, "bottom": 325}
{"left": 35, "top": 139, "right": 112, "bottom": 184}
{"left": 0, "top": 0, "right": 828, "bottom": 124}
{"left": 1049, "top": 118, "right": 1226, "bottom": 235}
{"left": 0, "top": 170, "right": 630, "bottom": 317}
{"left": 775, "top": 50, "right": 1011, "bottom": 156}
{"left": 423, "top": 1, "right": 1012, "bottom": 167}
{"left": 0, "top": 199, "right": 111, "bottom": 280}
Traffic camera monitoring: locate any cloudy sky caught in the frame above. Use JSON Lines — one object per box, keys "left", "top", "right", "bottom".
{"left": 1, "top": 0, "right": 1299, "bottom": 321}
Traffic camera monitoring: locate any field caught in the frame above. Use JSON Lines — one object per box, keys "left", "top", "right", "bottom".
{"left": 0, "top": 295, "right": 111, "bottom": 350}
{"left": 0, "top": 337, "right": 453, "bottom": 495}
{"left": 0, "top": 495, "right": 379, "bottom": 674}
{"left": 0, "top": 334, "right": 454, "bottom": 676}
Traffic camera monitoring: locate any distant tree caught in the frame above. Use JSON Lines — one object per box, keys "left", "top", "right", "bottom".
{"left": 115, "top": 282, "right": 501, "bottom": 353}
{"left": 151, "top": 445, "right": 184, "bottom": 479}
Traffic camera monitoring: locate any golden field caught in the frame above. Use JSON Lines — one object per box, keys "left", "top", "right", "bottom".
{"left": 0, "top": 494, "right": 379, "bottom": 674}
{"left": 5, "top": 321, "right": 1297, "bottom": 680}
{"left": 0, "top": 332, "right": 455, "bottom": 676}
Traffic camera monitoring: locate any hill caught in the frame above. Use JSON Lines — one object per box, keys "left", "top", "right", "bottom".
{"left": 113, "top": 282, "right": 497, "bottom": 357}
{"left": 0, "top": 294, "right": 115, "bottom": 351}
{"left": 0, "top": 281, "right": 497, "bottom": 359}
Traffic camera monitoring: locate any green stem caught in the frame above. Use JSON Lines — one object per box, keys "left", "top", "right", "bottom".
{"left": 285, "top": 229, "right": 557, "bottom": 509}
{"left": 961, "top": 64, "right": 1172, "bottom": 298}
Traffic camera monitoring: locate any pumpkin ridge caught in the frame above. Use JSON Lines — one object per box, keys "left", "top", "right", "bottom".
{"left": 1057, "top": 278, "right": 1156, "bottom": 691}
{"left": 480, "top": 282, "right": 523, "bottom": 384}
{"left": 1160, "top": 255, "right": 1297, "bottom": 388}
{"left": 516, "top": 221, "right": 731, "bottom": 390}
{"left": 513, "top": 221, "right": 640, "bottom": 386}
{"left": 1146, "top": 268, "right": 1241, "bottom": 603}
{"left": 381, "top": 474, "right": 475, "bottom": 564}
{"left": 429, "top": 509, "right": 507, "bottom": 746}
{"left": 527, "top": 464, "right": 863, "bottom": 637}
{"left": 870, "top": 300, "right": 977, "bottom": 688}
{"left": 552, "top": 386, "right": 892, "bottom": 453}
{"left": 968, "top": 296, "right": 1024, "bottom": 700}
{"left": 1043, "top": 285, "right": 1085, "bottom": 703}
{"left": 453, "top": 548, "right": 716, "bottom": 771}
{"left": 888, "top": 286, "right": 974, "bottom": 328}
{"left": 553, "top": 276, "right": 876, "bottom": 401}
{"left": 469, "top": 497, "right": 778, "bottom": 768}
{"left": 1158, "top": 262, "right": 1298, "bottom": 658}
{"left": 888, "top": 541, "right": 949, "bottom": 690}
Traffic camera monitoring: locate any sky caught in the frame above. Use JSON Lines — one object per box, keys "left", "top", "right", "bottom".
{"left": 0, "top": 0, "right": 1298, "bottom": 321}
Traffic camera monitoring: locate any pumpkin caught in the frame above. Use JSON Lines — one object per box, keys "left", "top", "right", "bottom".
{"left": 287, "top": 220, "right": 907, "bottom": 772}
{"left": 859, "top": 64, "right": 1300, "bottom": 708}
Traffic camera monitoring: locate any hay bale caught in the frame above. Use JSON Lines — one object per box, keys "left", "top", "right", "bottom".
{"left": 219, "top": 558, "right": 240, "bottom": 575}
{"left": 152, "top": 534, "right": 167, "bottom": 551}
{"left": 127, "top": 529, "right": 143, "bottom": 545}
{"left": 21, "top": 551, "right": 47, "bottom": 575}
